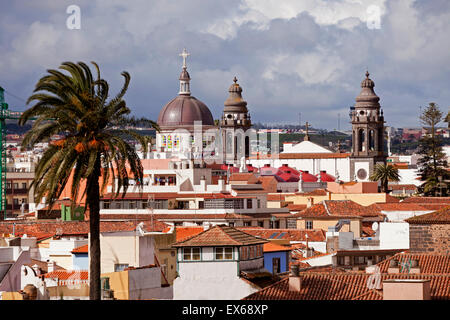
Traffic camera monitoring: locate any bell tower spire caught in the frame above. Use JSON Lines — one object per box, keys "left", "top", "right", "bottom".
{"left": 349, "top": 70, "right": 386, "bottom": 181}
{"left": 178, "top": 48, "right": 191, "bottom": 95}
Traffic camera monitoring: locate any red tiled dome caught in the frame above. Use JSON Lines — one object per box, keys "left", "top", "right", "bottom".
{"left": 300, "top": 171, "right": 318, "bottom": 182}
{"left": 260, "top": 164, "right": 278, "bottom": 176}
{"left": 317, "top": 170, "right": 335, "bottom": 182}
{"left": 278, "top": 164, "right": 300, "bottom": 176}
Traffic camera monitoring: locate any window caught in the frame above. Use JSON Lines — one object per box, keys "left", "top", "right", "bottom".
{"left": 13, "top": 198, "right": 19, "bottom": 205}
{"left": 257, "top": 221, "right": 264, "bottom": 228}
{"left": 244, "top": 221, "right": 251, "bottom": 227}
{"left": 257, "top": 199, "right": 261, "bottom": 208}
{"left": 198, "top": 201, "right": 204, "bottom": 209}
{"left": 305, "top": 220, "right": 313, "bottom": 230}
{"left": 114, "top": 264, "right": 129, "bottom": 272}
{"left": 215, "top": 247, "right": 233, "bottom": 260}
{"left": 13, "top": 183, "right": 19, "bottom": 189}
{"left": 229, "top": 222, "right": 235, "bottom": 227}
{"left": 256, "top": 245, "right": 263, "bottom": 257}
{"left": 240, "top": 246, "right": 248, "bottom": 260}
{"left": 183, "top": 248, "right": 201, "bottom": 261}
{"left": 22, "top": 183, "right": 27, "bottom": 189}
{"left": 246, "top": 199, "right": 252, "bottom": 209}
{"left": 103, "top": 201, "right": 110, "bottom": 209}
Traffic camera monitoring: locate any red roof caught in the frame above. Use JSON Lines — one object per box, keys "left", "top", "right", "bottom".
{"left": 299, "top": 171, "right": 318, "bottom": 182}
{"left": 278, "top": 164, "right": 300, "bottom": 176}
{"left": 369, "top": 202, "right": 428, "bottom": 211}
{"left": 172, "top": 225, "right": 268, "bottom": 247}
{"left": 317, "top": 170, "right": 335, "bottom": 182}
{"left": 243, "top": 273, "right": 450, "bottom": 300}
{"left": 376, "top": 253, "right": 450, "bottom": 274}
{"left": 71, "top": 244, "right": 88, "bottom": 254}
{"left": 45, "top": 270, "right": 89, "bottom": 280}
{"left": 402, "top": 197, "right": 450, "bottom": 204}
{"left": 237, "top": 228, "right": 326, "bottom": 242}
{"left": 175, "top": 226, "right": 204, "bottom": 242}
{"left": 405, "top": 205, "right": 450, "bottom": 224}
{"left": 294, "top": 200, "right": 382, "bottom": 218}
{"left": 263, "top": 242, "right": 292, "bottom": 253}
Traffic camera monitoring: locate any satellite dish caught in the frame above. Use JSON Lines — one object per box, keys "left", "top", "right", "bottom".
{"left": 372, "top": 222, "right": 379, "bottom": 231}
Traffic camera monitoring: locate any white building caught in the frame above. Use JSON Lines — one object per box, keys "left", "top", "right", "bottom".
{"left": 172, "top": 225, "right": 271, "bottom": 300}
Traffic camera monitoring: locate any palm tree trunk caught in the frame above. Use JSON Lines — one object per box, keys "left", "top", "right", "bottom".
{"left": 87, "top": 156, "right": 101, "bottom": 300}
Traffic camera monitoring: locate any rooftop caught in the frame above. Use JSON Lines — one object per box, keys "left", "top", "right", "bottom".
{"left": 172, "top": 225, "right": 268, "bottom": 247}
{"left": 405, "top": 205, "right": 450, "bottom": 224}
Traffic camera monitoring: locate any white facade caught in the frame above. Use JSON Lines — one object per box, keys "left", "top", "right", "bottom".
{"left": 174, "top": 246, "right": 263, "bottom": 300}
{"left": 379, "top": 222, "right": 409, "bottom": 250}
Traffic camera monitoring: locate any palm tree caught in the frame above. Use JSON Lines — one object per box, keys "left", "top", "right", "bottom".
{"left": 369, "top": 163, "right": 400, "bottom": 193}
{"left": 19, "top": 61, "right": 158, "bottom": 300}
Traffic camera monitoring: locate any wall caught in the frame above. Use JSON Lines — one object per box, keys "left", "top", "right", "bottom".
{"left": 99, "top": 231, "right": 155, "bottom": 273}
{"left": 128, "top": 267, "right": 173, "bottom": 300}
{"left": 379, "top": 222, "right": 409, "bottom": 250}
{"left": 0, "top": 248, "right": 31, "bottom": 292}
{"left": 102, "top": 270, "right": 129, "bottom": 300}
{"left": 73, "top": 253, "right": 89, "bottom": 270}
{"left": 263, "top": 251, "right": 289, "bottom": 274}
{"left": 286, "top": 193, "right": 391, "bottom": 207}
{"left": 409, "top": 224, "right": 450, "bottom": 254}
{"left": 383, "top": 210, "right": 433, "bottom": 222}
{"left": 297, "top": 218, "right": 361, "bottom": 237}
{"left": 174, "top": 260, "right": 259, "bottom": 300}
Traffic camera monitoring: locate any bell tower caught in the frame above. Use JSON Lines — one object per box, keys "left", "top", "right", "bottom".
{"left": 349, "top": 71, "right": 386, "bottom": 181}
{"left": 220, "top": 77, "right": 252, "bottom": 164}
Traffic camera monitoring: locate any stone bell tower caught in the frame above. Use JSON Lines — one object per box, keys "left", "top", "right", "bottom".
{"left": 220, "top": 77, "right": 252, "bottom": 164}
{"left": 349, "top": 71, "right": 386, "bottom": 181}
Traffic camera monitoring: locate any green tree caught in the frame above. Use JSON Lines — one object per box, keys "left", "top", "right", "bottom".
{"left": 19, "top": 61, "right": 158, "bottom": 300}
{"left": 417, "top": 102, "right": 449, "bottom": 196}
{"left": 369, "top": 163, "right": 400, "bottom": 193}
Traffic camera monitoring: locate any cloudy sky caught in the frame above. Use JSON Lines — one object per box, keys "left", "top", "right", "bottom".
{"left": 1, "top": 0, "right": 449, "bottom": 130}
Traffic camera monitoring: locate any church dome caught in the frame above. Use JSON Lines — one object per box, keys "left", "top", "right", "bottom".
{"left": 157, "top": 49, "right": 215, "bottom": 128}
{"left": 157, "top": 95, "right": 214, "bottom": 127}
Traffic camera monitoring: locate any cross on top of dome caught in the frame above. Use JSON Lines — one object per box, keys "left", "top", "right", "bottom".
{"left": 179, "top": 48, "right": 190, "bottom": 69}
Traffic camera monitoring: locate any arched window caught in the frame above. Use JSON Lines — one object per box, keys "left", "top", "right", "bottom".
{"left": 369, "top": 130, "right": 375, "bottom": 150}
{"left": 358, "top": 129, "right": 365, "bottom": 152}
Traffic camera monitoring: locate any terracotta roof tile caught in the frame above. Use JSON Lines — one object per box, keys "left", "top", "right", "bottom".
{"left": 402, "top": 197, "right": 450, "bottom": 204}
{"left": 172, "top": 225, "right": 268, "bottom": 247}
{"left": 263, "top": 242, "right": 292, "bottom": 253}
{"left": 237, "top": 228, "right": 326, "bottom": 242}
{"left": 45, "top": 270, "right": 89, "bottom": 281}
{"left": 405, "top": 206, "right": 450, "bottom": 224}
{"left": 370, "top": 202, "right": 428, "bottom": 211}
{"left": 376, "top": 253, "right": 450, "bottom": 274}
{"left": 243, "top": 272, "right": 450, "bottom": 300}
{"left": 71, "top": 244, "right": 88, "bottom": 254}
{"left": 0, "top": 219, "right": 170, "bottom": 236}
{"left": 293, "top": 200, "right": 381, "bottom": 218}
{"left": 175, "top": 226, "right": 205, "bottom": 242}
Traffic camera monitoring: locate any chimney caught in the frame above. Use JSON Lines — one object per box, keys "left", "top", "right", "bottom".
{"left": 200, "top": 175, "right": 207, "bottom": 191}
{"left": 218, "top": 177, "right": 225, "bottom": 192}
{"left": 383, "top": 279, "right": 431, "bottom": 300}
{"left": 288, "top": 264, "right": 301, "bottom": 292}
{"left": 307, "top": 197, "right": 314, "bottom": 208}
{"left": 47, "top": 260, "right": 55, "bottom": 273}
{"left": 387, "top": 259, "right": 399, "bottom": 274}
